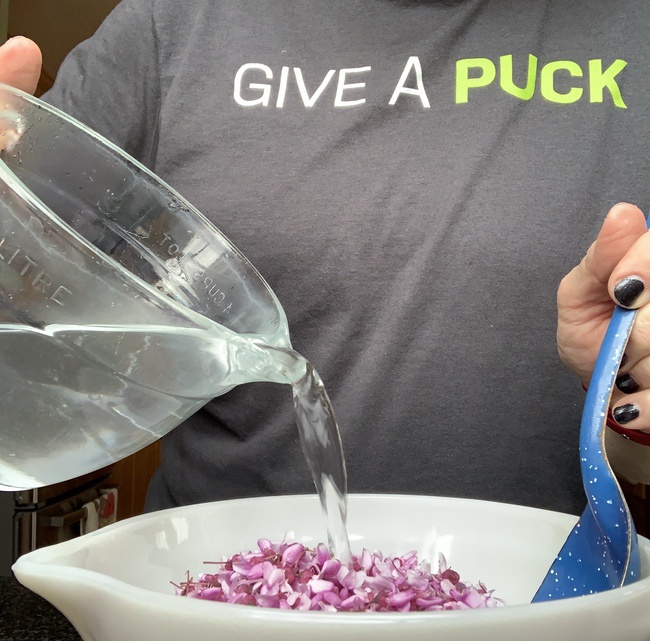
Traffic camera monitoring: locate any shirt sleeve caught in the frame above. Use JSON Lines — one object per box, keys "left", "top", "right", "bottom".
{"left": 42, "top": 0, "right": 161, "bottom": 169}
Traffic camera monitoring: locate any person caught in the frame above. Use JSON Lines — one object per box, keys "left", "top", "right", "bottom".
{"left": 3, "top": 1, "right": 650, "bottom": 527}
{"left": 0, "top": 35, "right": 40, "bottom": 94}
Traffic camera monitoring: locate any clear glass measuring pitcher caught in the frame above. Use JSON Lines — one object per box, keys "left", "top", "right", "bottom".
{"left": 0, "top": 84, "right": 292, "bottom": 490}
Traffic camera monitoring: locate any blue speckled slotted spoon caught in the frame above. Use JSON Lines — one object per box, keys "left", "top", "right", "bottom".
{"left": 532, "top": 303, "right": 642, "bottom": 602}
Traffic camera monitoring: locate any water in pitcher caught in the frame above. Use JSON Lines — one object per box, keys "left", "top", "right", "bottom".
{"left": 0, "top": 322, "right": 351, "bottom": 561}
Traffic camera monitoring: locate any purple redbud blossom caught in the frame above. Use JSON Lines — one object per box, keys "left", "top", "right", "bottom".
{"left": 173, "top": 535, "right": 504, "bottom": 612}
{"left": 316, "top": 543, "right": 330, "bottom": 565}
{"left": 388, "top": 589, "right": 415, "bottom": 608}
{"left": 320, "top": 558, "right": 341, "bottom": 578}
{"left": 257, "top": 538, "right": 272, "bottom": 552}
{"left": 360, "top": 549, "right": 373, "bottom": 572}
{"left": 281, "top": 542, "right": 305, "bottom": 566}
{"left": 246, "top": 563, "right": 266, "bottom": 579}
{"left": 367, "top": 575, "right": 395, "bottom": 592}
{"left": 340, "top": 594, "right": 363, "bottom": 610}
{"left": 309, "top": 579, "right": 335, "bottom": 594}
{"left": 323, "top": 590, "right": 342, "bottom": 607}
{"left": 266, "top": 567, "right": 285, "bottom": 588}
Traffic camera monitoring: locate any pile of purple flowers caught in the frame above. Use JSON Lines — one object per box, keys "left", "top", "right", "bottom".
{"left": 173, "top": 535, "right": 502, "bottom": 612}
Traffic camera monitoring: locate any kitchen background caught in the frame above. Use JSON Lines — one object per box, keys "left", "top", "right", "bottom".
{"left": 0, "top": 0, "right": 162, "bottom": 576}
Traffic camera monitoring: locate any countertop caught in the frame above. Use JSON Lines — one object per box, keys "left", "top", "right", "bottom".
{"left": 0, "top": 576, "right": 80, "bottom": 641}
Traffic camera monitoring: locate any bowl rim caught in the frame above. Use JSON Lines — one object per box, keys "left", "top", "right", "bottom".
{"left": 12, "top": 493, "right": 650, "bottom": 624}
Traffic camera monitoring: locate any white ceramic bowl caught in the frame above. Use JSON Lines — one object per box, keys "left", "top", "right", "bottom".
{"left": 12, "top": 494, "right": 650, "bottom": 641}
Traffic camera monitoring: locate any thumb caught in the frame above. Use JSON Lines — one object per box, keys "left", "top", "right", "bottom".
{"left": 0, "top": 36, "right": 42, "bottom": 95}
{"left": 558, "top": 203, "right": 647, "bottom": 323}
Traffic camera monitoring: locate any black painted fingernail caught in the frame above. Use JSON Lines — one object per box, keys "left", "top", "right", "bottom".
{"left": 614, "top": 277, "right": 645, "bottom": 308}
{"left": 620, "top": 353, "right": 629, "bottom": 368}
{"left": 616, "top": 373, "right": 640, "bottom": 394}
{"left": 612, "top": 403, "right": 640, "bottom": 424}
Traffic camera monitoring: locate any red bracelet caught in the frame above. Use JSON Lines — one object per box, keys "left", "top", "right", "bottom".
{"left": 581, "top": 383, "right": 650, "bottom": 446}
{"left": 607, "top": 414, "right": 650, "bottom": 446}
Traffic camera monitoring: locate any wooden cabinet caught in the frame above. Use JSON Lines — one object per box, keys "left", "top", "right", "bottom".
{"left": 35, "top": 66, "right": 54, "bottom": 97}
{"left": 110, "top": 441, "right": 162, "bottom": 521}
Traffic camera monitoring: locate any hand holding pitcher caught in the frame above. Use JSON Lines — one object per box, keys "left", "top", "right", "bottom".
{"left": 0, "top": 36, "right": 41, "bottom": 95}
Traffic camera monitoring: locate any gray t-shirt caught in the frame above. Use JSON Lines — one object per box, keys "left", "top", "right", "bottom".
{"left": 45, "top": 0, "right": 650, "bottom": 515}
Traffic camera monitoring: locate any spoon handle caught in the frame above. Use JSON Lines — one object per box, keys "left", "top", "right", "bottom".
{"left": 532, "top": 216, "right": 650, "bottom": 602}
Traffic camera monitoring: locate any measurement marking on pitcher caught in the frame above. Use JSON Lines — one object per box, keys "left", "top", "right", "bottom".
{"left": 0, "top": 237, "right": 73, "bottom": 306}
{"left": 159, "top": 232, "right": 180, "bottom": 257}
{"left": 192, "top": 270, "right": 233, "bottom": 312}
{"left": 151, "top": 231, "right": 234, "bottom": 312}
